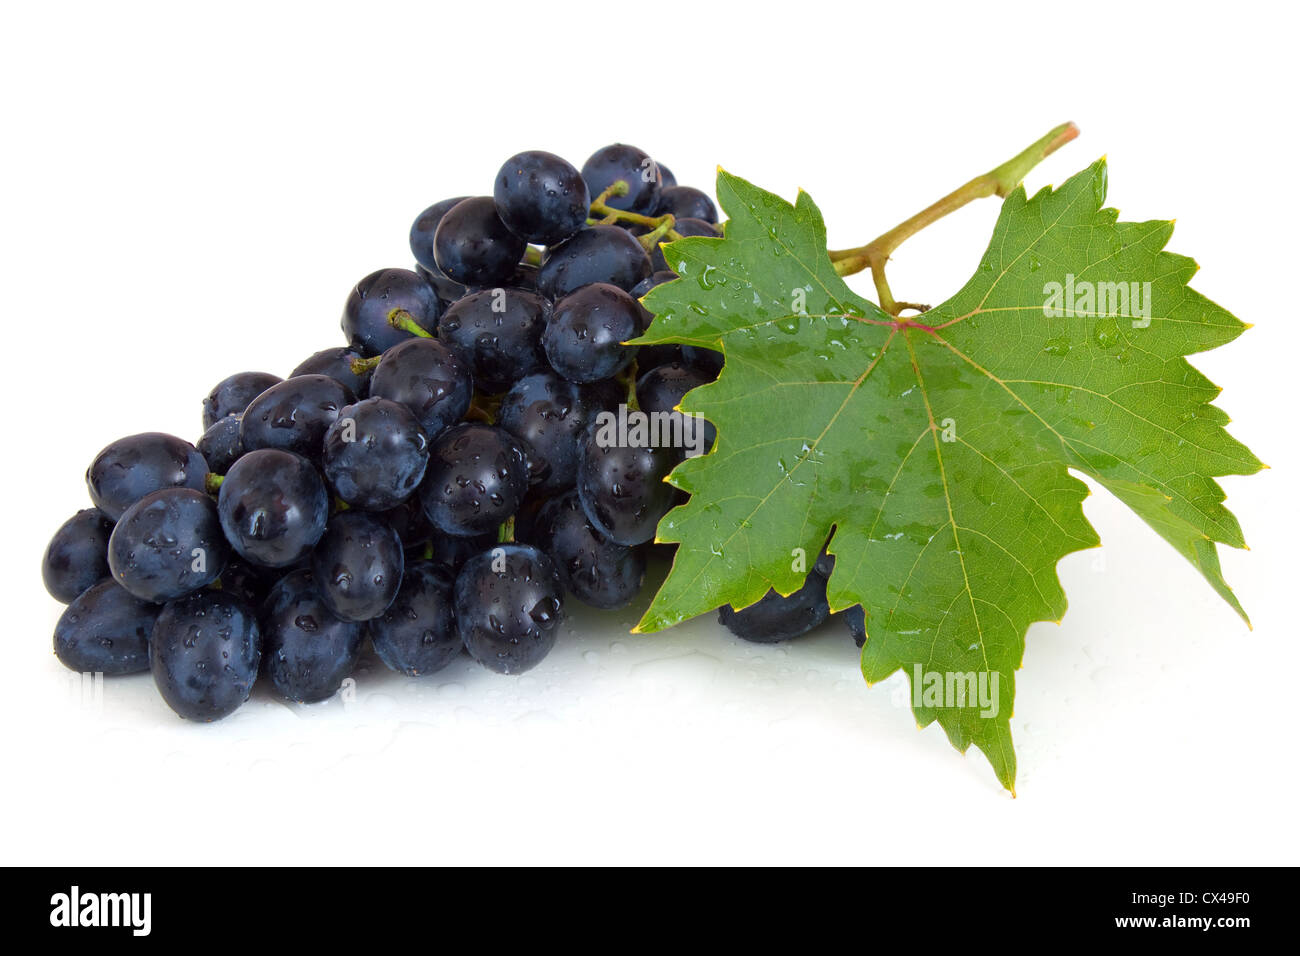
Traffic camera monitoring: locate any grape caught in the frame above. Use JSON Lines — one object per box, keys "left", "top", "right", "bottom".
{"left": 310, "top": 511, "right": 405, "bottom": 622}
{"left": 202, "top": 371, "right": 282, "bottom": 429}
{"left": 217, "top": 448, "right": 328, "bottom": 568}
{"left": 368, "top": 561, "right": 460, "bottom": 676}
{"left": 53, "top": 579, "right": 158, "bottom": 675}
{"left": 196, "top": 415, "right": 244, "bottom": 473}
{"left": 409, "top": 196, "right": 469, "bottom": 272}
{"left": 498, "top": 370, "right": 611, "bottom": 493}
{"left": 636, "top": 361, "right": 716, "bottom": 451}
{"left": 656, "top": 163, "right": 677, "bottom": 189}
{"left": 107, "top": 487, "right": 229, "bottom": 602}
{"left": 581, "top": 143, "right": 660, "bottom": 214}
{"left": 454, "top": 544, "right": 564, "bottom": 674}
{"left": 216, "top": 557, "right": 277, "bottom": 608}
{"left": 86, "top": 432, "right": 209, "bottom": 522}
{"left": 150, "top": 590, "right": 261, "bottom": 721}
{"left": 843, "top": 604, "right": 866, "bottom": 648}
{"left": 651, "top": 217, "right": 720, "bottom": 273}
{"left": 717, "top": 573, "right": 830, "bottom": 643}
{"left": 261, "top": 569, "right": 364, "bottom": 703}
{"left": 341, "top": 267, "right": 442, "bottom": 357}
{"left": 416, "top": 261, "right": 468, "bottom": 305}
{"left": 543, "top": 283, "right": 641, "bottom": 383}
{"left": 291, "top": 346, "right": 373, "bottom": 397}
{"left": 814, "top": 548, "right": 835, "bottom": 579}
{"left": 427, "top": 531, "right": 496, "bottom": 577}
{"left": 380, "top": 495, "right": 433, "bottom": 549}
{"left": 419, "top": 424, "right": 529, "bottom": 537}
{"left": 530, "top": 491, "right": 645, "bottom": 609}
{"left": 42, "top": 508, "right": 114, "bottom": 603}
{"left": 656, "top": 186, "right": 718, "bottom": 224}
{"left": 437, "top": 287, "right": 550, "bottom": 392}
{"left": 239, "top": 374, "right": 354, "bottom": 463}
{"left": 433, "top": 196, "right": 526, "bottom": 287}
{"left": 493, "top": 150, "right": 590, "bottom": 245}
{"left": 576, "top": 434, "right": 681, "bottom": 546}
{"left": 322, "top": 397, "right": 429, "bottom": 511}
{"left": 681, "top": 344, "right": 724, "bottom": 377}
{"left": 499, "top": 261, "right": 540, "bottom": 293}
{"left": 630, "top": 271, "right": 684, "bottom": 367}
{"left": 368, "top": 337, "right": 473, "bottom": 439}
{"left": 538, "top": 225, "right": 651, "bottom": 299}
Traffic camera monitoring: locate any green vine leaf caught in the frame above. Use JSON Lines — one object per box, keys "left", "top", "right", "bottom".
{"left": 632, "top": 163, "right": 1262, "bottom": 791}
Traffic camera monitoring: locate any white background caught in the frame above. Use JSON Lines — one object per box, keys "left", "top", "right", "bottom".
{"left": 1, "top": 1, "right": 1295, "bottom": 865}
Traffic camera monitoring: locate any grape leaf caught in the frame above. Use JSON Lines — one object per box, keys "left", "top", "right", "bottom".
{"left": 632, "top": 161, "right": 1262, "bottom": 790}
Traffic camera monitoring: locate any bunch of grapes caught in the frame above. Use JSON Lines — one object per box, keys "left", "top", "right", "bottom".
{"left": 41, "top": 143, "right": 853, "bottom": 723}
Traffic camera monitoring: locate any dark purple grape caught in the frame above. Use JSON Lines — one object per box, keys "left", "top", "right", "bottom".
{"left": 436, "top": 287, "right": 550, "bottom": 392}
{"left": 537, "top": 225, "right": 651, "bottom": 299}
{"left": 217, "top": 449, "right": 328, "bottom": 568}
{"left": 197, "top": 415, "right": 244, "bottom": 474}
{"left": 368, "top": 562, "right": 460, "bottom": 676}
{"left": 428, "top": 531, "right": 496, "bottom": 577}
{"left": 681, "top": 344, "right": 724, "bottom": 377}
{"left": 636, "top": 361, "right": 716, "bottom": 453}
{"left": 543, "top": 283, "right": 641, "bottom": 384}
{"left": 368, "top": 337, "right": 473, "bottom": 439}
{"left": 42, "top": 508, "right": 114, "bottom": 603}
{"left": 291, "top": 346, "right": 373, "bottom": 397}
{"left": 341, "top": 267, "right": 442, "bottom": 357}
{"left": 493, "top": 150, "right": 590, "bottom": 245}
{"left": 409, "top": 196, "right": 470, "bottom": 272}
{"left": 107, "top": 487, "right": 229, "bottom": 602}
{"left": 655, "top": 163, "right": 677, "bottom": 189}
{"left": 419, "top": 424, "right": 529, "bottom": 537}
{"left": 718, "top": 574, "right": 830, "bottom": 643}
{"left": 310, "top": 511, "right": 405, "bottom": 622}
{"left": 261, "top": 569, "right": 364, "bottom": 703}
{"left": 239, "top": 374, "right": 354, "bottom": 463}
{"left": 656, "top": 185, "right": 717, "bottom": 223}
{"left": 322, "top": 397, "right": 429, "bottom": 511}
{"left": 530, "top": 492, "right": 645, "bottom": 609}
{"left": 576, "top": 433, "right": 681, "bottom": 546}
{"left": 454, "top": 544, "right": 564, "bottom": 674}
{"left": 151, "top": 590, "right": 261, "bottom": 721}
{"left": 433, "top": 196, "right": 526, "bottom": 287}
{"left": 498, "top": 370, "right": 612, "bottom": 493}
{"left": 630, "top": 271, "right": 683, "bottom": 366}
{"left": 202, "top": 371, "right": 282, "bottom": 429}
{"left": 844, "top": 604, "right": 866, "bottom": 648}
{"left": 86, "top": 432, "right": 209, "bottom": 522}
{"left": 581, "top": 143, "right": 660, "bottom": 214}
{"left": 53, "top": 579, "right": 158, "bottom": 675}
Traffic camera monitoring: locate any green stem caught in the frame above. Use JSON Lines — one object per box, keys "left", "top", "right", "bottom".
{"left": 637, "top": 215, "right": 677, "bottom": 252}
{"left": 523, "top": 246, "right": 543, "bottom": 267}
{"left": 388, "top": 308, "right": 434, "bottom": 338}
{"left": 350, "top": 354, "right": 383, "bottom": 376}
{"left": 497, "top": 516, "right": 515, "bottom": 544}
{"left": 204, "top": 473, "right": 224, "bottom": 495}
{"left": 829, "top": 122, "right": 1079, "bottom": 312}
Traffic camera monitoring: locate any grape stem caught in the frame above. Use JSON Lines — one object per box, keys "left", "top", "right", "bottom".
{"left": 589, "top": 179, "right": 683, "bottom": 241}
{"left": 349, "top": 354, "right": 383, "bottom": 376}
{"left": 497, "top": 516, "right": 515, "bottom": 544}
{"left": 204, "top": 473, "right": 224, "bottom": 495}
{"left": 828, "top": 122, "right": 1079, "bottom": 315}
{"left": 387, "top": 309, "right": 435, "bottom": 338}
